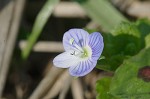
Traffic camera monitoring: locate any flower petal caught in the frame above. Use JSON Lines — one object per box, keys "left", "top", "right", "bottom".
{"left": 69, "top": 59, "right": 97, "bottom": 76}
{"left": 63, "top": 29, "right": 89, "bottom": 51}
{"left": 89, "top": 32, "right": 104, "bottom": 61}
{"left": 53, "top": 50, "right": 81, "bottom": 68}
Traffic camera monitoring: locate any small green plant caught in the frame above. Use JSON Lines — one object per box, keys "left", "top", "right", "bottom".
{"left": 96, "top": 19, "right": 150, "bottom": 99}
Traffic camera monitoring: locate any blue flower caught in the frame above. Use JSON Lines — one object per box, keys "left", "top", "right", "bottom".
{"left": 53, "top": 29, "right": 104, "bottom": 76}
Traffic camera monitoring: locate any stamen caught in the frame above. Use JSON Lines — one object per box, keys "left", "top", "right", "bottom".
{"left": 69, "top": 38, "right": 84, "bottom": 52}
{"left": 71, "top": 51, "right": 75, "bottom": 55}
{"left": 74, "top": 44, "right": 84, "bottom": 52}
{"left": 69, "top": 38, "right": 74, "bottom": 45}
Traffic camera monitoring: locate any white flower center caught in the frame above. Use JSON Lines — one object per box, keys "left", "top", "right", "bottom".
{"left": 69, "top": 38, "right": 92, "bottom": 60}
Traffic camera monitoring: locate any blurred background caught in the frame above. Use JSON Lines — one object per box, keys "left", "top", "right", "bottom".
{"left": 0, "top": 0, "right": 150, "bottom": 99}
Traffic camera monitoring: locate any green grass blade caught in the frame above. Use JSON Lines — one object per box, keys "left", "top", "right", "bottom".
{"left": 21, "top": 0, "right": 60, "bottom": 59}
{"left": 75, "top": 0, "right": 128, "bottom": 32}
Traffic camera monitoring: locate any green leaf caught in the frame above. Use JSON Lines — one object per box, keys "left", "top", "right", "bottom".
{"left": 136, "top": 19, "right": 150, "bottom": 38}
{"left": 145, "top": 33, "right": 150, "bottom": 48}
{"left": 96, "top": 32, "right": 141, "bottom": 71}
{"left": 109, "top": 48, "right": 150, "bottom": 99}
{"left": 96, "top": 77, "right": 117, "bottom": 99}
{"left": 97, "top": 54, "right": 125, "bottom": 71}
{"left": 21, "top": 0, "right": 60, "bottom": 59}
{"left": 74, "top": 0, "right": 127, "bottom": 32}
{"left": 136, "top": 19, "right": 150, "bottom": 49}
{"left": 96, "top": 21, "right": 149, "bottom": 71}
{"left": 111, "top": 22, "right": 140, "bottom": 38}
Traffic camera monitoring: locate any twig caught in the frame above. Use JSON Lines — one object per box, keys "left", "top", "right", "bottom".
{"left": 0, "top": 1, "right": 13, "bottom": 70}
{"left": 43, "top": 70, "right": 70, "bottom": 99}
{"left": 71, "top": 79, "right": 84, "bottom": 99}
{"left": 28, "top": 66, "right": 64, "bottom": 99}
{"left": 19, "top": 40, "right": 64, "bottom": 53}
{"left": 58, "top": 73, "right": 72, "bottom": 99}
{"left": 111, "top": 0, "right": 137, "bottom": 11}
{"left": 27, "top": 1, "right": 86, "bottom": 18}
{"left": 53, "top": 2, "right": 86, "bottom": 18}
{"left": 15, "top": 84, "right": 24, "bottom": 99}
{"left": 111, "top": 0, "right": 150, "bottom": 19}
{"left": 127, "top": 1, "right": 150, "bottom": 19}
{"left": 0, "top": 0, "right": 25, "bottom": 96}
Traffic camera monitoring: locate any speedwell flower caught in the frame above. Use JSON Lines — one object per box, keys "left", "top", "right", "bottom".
{"left": 53, "top": 29, "right": 104, "bottom": 77}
